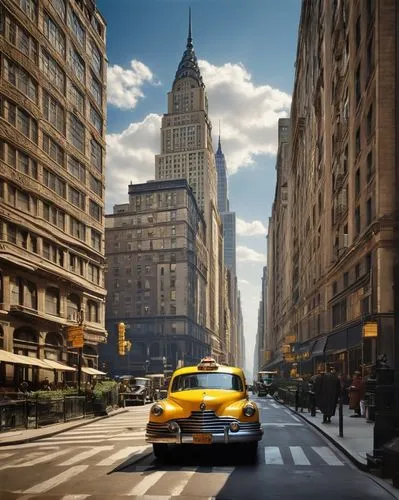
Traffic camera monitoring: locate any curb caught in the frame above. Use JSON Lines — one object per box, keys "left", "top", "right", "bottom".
{"left": 276, "top": 398, "right": 368, "bottom": 472}
{"left": 0, "top": 408, "right": 129, "bottom": 447}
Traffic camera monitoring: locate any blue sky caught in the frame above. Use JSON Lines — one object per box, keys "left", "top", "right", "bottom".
{"left": 97, "top": 0, "right": 301, "bottom": 374}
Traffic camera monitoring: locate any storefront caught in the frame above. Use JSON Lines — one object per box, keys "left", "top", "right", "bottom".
{"left": 311, "top": 336, "right": 328, "bottom": 373}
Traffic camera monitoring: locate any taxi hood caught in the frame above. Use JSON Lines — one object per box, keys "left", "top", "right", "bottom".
{"left": 168, "top": 389, "right": 245, "bottom": 413}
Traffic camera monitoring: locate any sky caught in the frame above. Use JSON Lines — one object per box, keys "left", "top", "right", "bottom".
{"left": 97, "top": 0, "right": 302, "bottom": 375}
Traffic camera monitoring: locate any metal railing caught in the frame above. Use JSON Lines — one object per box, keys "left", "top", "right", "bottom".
{"left": 0, "top": 389, "right": 118, "bottom": 433}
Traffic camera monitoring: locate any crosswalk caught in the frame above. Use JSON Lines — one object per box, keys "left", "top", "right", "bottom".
{"left": 1, "top": 443, "right": 345, "bottom": 470}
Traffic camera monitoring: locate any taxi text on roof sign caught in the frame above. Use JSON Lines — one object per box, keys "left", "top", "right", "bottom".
{"left": 197, "top": 357, "right": 219, "bottom": 371}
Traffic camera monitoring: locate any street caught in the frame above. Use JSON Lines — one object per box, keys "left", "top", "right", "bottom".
{"left": 0, "top": 397, "right": 396, "bottom": 499}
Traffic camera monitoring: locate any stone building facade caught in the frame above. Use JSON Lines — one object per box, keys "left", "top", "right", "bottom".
{"left": 265, "top": 0, "right": 397, "bottom": 376}
{"left": 102, "top": 179, "right": 210, "bottom": 376}
{"left": 0, "top": 0, "right": 107, "bottom": 388}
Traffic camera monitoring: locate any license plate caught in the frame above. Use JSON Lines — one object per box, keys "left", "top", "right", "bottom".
{"left": 193, "top": 433, "right": 212, "bottom": 444}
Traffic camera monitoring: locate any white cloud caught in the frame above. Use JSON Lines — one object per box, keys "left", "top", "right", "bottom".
{"left": 107, "top": 60, "right": 158, "bottom": 109}
{"left": 199, "top": 60, "right": 291, "bottom": 173}
{"left": 236, "top": 246, "right": 266, "bottom": 263}
{"left": 236, "top": 217, "right": 267, "bottom": 236}
{"left": 238, "top": 279, "right": 250, "bottom": 285}
{"left": 105, "top": 113, "right": 161, "bottom": 208}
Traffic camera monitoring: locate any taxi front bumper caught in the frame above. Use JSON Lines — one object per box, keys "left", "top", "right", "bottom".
{"left": 146, "top": 420, "right": 263, "bottom": 444}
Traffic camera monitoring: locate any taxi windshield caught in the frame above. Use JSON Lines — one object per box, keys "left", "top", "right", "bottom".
{"left": 171, "top": 372, "right": 243, "bottom": 392}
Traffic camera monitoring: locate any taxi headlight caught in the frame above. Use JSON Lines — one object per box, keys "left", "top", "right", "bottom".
{"left": 243, "top": 404, "right": 256, "bottom": 417}
{"left": 151, "top": 404, "right": 164, "bottom": 416}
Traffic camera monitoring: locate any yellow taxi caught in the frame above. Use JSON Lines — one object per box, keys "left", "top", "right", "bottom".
{"left": 145, "top": 357, "right": 263, "bottom": 459}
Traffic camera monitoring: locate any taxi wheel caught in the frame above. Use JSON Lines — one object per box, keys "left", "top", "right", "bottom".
{"left": 243, "top": 441, "right": 258, "bottom": 460}
{"left": 153, "top": 443, "right": 168, "bottom": 460}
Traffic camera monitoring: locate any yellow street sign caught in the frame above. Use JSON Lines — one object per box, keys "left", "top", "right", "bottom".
{"left": 363, "top": 322, "right": 378, "bottom": 338}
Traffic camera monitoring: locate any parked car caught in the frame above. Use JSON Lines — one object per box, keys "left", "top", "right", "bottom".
{"left": 122, "top": 377, "right": 155, "bottom": 405}
{"left": 145, "top": 357, "right": 263, "bottom": 459}
{"left": 147, "top": 374, "right": 169, "bottom": 400}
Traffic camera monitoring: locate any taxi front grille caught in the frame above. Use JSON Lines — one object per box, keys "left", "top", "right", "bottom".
{"left": 146, "top": 410, "right": 260, "bottom": 435}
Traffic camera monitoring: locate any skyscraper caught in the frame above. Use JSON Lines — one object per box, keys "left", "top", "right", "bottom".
{"left": 155, "top": 11, "right": 224, "bottom": 355}
{"left": 0, "top": 0, "right": 108, "bottom": 386}
{"left": 215, "top": 134, "right": 236, "bottom": 276}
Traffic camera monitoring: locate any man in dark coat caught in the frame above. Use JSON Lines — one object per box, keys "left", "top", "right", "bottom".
{"left": 314, "top": 367, "right": 341, "bottom": 423}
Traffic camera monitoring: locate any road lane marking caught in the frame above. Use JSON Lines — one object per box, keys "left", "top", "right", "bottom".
{"left": 96, "top": 446, "right": 145, "bottom": 466}
{"left": 271, "top": 403, "right": 280, "bottom": 408}
{"left": 168, "top": 471, "right": 196, "bottom": 495}
{"left": 284, "top": 410, "right": 301, "bottom": 422}
{"left": 264, "top": 446, "right": 283, "bottom": 464}
{"left": 37, "top": 437, "right": 146, "bottom": 445}
{"left": 289, "top": 446, "right": 311, "bottom": 465}
{"left": 1, "top": 449, "right": 70, "bottom": 469}
{"left": 58, "top": 446, "right": 113, "bottom": 466}
{"left": 128, "top": 470, "right": 166, "bottom": 496}
{"left": 22, "top": 465, "right": 88, "bottom": 494}
{"left": 312, "top": 446, "right": 344, "bottom": 466}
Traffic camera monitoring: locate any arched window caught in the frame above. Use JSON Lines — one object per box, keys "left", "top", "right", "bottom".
{"left": 45, "top": 287, "right": 60, "bottom": 316}
{"left": 45, "top": 332, "right": 63, "bottom": 346}
{"left": 10, "top": 278, "right": 37, "bottom": 309}
{"left": 67, "top": 293, "right": 80, "bottom": 321}
{"left": 87, "top": 300, "right": 99, "bottom": 323}
{"left": 14, "top": 328, "right": 38, "bottom": 344}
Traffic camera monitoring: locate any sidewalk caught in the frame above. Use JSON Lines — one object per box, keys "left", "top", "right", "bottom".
{"left": 288, "top": 402, "right": 373, "bottom": 469}
{"left": 0, "top": 407, "right": 128, "bottom": 446}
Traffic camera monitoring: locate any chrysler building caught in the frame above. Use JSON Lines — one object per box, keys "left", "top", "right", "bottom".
{"left": 155, "top": 11, "right": 223, "bottom": 347}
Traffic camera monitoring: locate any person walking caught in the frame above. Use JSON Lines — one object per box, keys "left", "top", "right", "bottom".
{"left": 348, "top": 371, "right": 364, "bottom": 417}
{"left": 314, "top": 366, "right": 341, "bottom": 423}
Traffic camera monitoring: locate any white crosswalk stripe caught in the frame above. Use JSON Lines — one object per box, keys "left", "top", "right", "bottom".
{"left": 96, "top": 445, "right": 146, "bottom": 466}
{"left": 264, "top": 446, "right": 283, "bottom": 464}
{"left": 128, "top": 470, "right": 167, "bottom": 496}
{"left": 289, "top": 446, "right": 311, "bottom": 465}
{"left": 312, "top": 446, "right": 345, "bottom": 466}
{"left": 22, "top": 465, "right": 88, "bottom": 494}
{"left": 58, "top": 446, "right": 113, "bottom": 466}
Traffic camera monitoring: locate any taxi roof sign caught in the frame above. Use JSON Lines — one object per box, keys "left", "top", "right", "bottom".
{"left": 197, "top": 357, "right": 219, "bottom": 371}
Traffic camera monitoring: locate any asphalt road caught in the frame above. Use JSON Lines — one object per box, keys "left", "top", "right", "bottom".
{"left": 0, "top": 395, "right": 397, "bottom": 499}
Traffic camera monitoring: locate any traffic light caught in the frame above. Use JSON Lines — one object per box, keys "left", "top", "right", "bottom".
{"left": 118, "top": 322, "right": 126, "bottom": 356}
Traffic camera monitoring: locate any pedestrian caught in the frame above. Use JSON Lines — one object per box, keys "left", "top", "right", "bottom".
{"left": 41, "top": 377, "right": 51, "bottom": 391}
{"left": 314, "top": 366, "right": 340, "bottom": 423}
{"left": 348, "top": 371, "right": 364, "bottom": 417}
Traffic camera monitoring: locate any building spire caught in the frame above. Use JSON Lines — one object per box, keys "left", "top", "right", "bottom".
{"left": 217, "top": 120, "right": 222, "bottom": 154}
{"left": 187, "top": 7, "right": 193, "bottom": 48}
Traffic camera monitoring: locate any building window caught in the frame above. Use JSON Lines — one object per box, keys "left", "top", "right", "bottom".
{"left": 1, "top": 98, "right": 38, "bottom": 143}
{"left": 332, "top": 298, "right": 347, "bottom": 328}
{"left": 355, "top": 168, "right": 360, "bottom": 197}
{"left": 40, "top": 50, "right": 65, "bottom": 93}
{"left": 3, "top": 14, "right": 37, "bottom": 62}
{"left": 355, "top": 16, "right": 361, "bottom": 50}
{"left": 367, "top": 105, "right": 373, "bottom": 139}
{"left": 365, "top": 252, "right": 372, "bottom": 273}
{"left": 45, "top": 287, "right": 60, "bottom": 316}
{"left": 90, "top": 138, "right": 102, "bottom": 172}
{"left": 355, "top": 64, "right": 361, "bottom": 107}
{"left": 91, "top": 229, "right": 101, "bottom": 251}
{"left": 42, "top": 133, "right": 64, "bottom": 166}
{"left": 366, "top": 198, "right": 373, "bottom": 226}
{"left": 90, "top": 40, "right": 102, "bottom": 77}
{"left": 16, "top": 0, "right": 37, "bottom": 22}
{"left": 67, "top": 156, "right": 85, "bottom": 182}
{"left": 355, "top": 127, "right": 361, "bottom": 157}
{"left": 66, "top": 293, "right": 80, "bottom": 321}
{"left": 355, "top": 263, "right": 360, "bottom": 279}
{"left": 87, "top": 300, "right": 99, "bottom": 323}
{"left": 3, "top": 57, "right": 38, "bottom": 102}
{"left": 332, "top": 281, "right": 338, "bottom": 296}
{"left": 89, "top": 105, "right": 102, "bottom": 133}
{"left": 43, "top": 203, "right": 65, "bottom": 230}
{"left": 367, "top": 37, "right": 374, "bottom": 80}
{"left": 42, "top": 91, "right": 64, "bottom": 133}
{"left": 343, "top": 272, "right": 349, "bottom": 288}
{"left": 90, "top": 74, "right": 102, "bottom": 107}
{"left": 88, "top": 264, "right": 99, "bottom": 284}
{"left": 89, "top": 200, "right": 101, "bottom": 221}
{"left": 68, "top": 46, "right": 85, "bottom": 84}
{"left": 67, "top": 7, "right": 85, "bottom": 45}
{"left": 68, "top": 186, "right": 85, "bottom": 210}
{"left": 355, "top": 206, "right": 361, "bottom": 235}
{"left": 89, "top": 174, "right": 102, "bottom": 197}
{"left": 68, "top": 82, "right": 84, "bottom": 113}
{"left": 69, "top": 114, "right": 85, "bottom": 152}
{"left": 70, "top": 217, "right": 85, "bottom": 241}
{"left": 43, "top": 168, "right": 66, "bottom": 198}
{"left": 43, "top": 12, "right": 65, "bottom": 56}
{"left": 367, "top": 151, "right": 374, "bottom": 182}
{"left": 52, "top": 0, "right": 65, "bottom": 20}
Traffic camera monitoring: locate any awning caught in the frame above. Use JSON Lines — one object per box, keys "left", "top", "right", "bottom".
{"left": 43, "top": 359, "right": 76, "bottom": 372}
{"left": 15, "top": 354, "right": 54, "bottom": 369}
{"left": 263, "top": 355, "right": 284, "bottom": 370}
{"left": 0, "top": 349, "right": 28, "bottom": 364}
{"left": 325, "top": 330, "right": 347, "bottom": 353}
{"left": 347, "top": 324, "right": 362, "bottom": 349}
{"left": 81, "top": 367, "right": 106, "bottom": 375}
{"left": 311, "top": 337, "right": 327, "bottom": 357}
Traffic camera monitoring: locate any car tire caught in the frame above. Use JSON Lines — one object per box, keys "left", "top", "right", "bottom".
{"left": 153, "top": 443, "right": 168, "bottom": 460}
